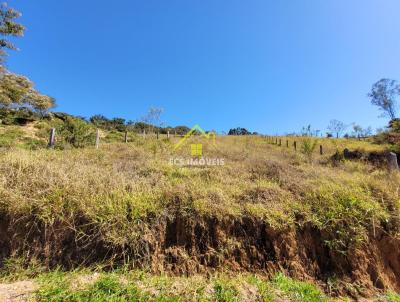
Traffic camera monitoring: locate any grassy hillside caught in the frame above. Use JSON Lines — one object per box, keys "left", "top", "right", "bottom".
{"left": 0, "top": 127, "right": 399, "bottom": 300}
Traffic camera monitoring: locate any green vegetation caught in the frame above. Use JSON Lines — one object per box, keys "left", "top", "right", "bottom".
{"left": 1, "top": 1, "right": 400, "bottom": 300}
{"left": 35, "top": 273, "right": 151, "bottom": 302}
{"left": 0, "top": 2, "right": 25, "bottom": 64}
{"left": 387, "top": 291, "right": 400, "bottom": 302}
{"left": 4, "top": 270, "right": 335, "bottom": 301}
{"left": 0, "top": 135, "right": 397, "bottom": 252}
{"left": 2, "top": 268, "right": 394, "bottom": 301}
{"left": 273, "top": 273, "right": 328, "bottom": 302}
{"left": 300, "top": 137, "right": 318, "bottom": 162}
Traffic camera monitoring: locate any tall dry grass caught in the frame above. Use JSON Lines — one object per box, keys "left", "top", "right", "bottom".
{"left": 0, "top": 136, "right": 399, "bottom": 256}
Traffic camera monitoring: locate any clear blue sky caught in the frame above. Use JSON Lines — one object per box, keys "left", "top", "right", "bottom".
{"left": 6, "top": 0, "right": 400, "bottom": 134}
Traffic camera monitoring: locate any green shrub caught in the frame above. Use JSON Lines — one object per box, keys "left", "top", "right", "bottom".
{"left": 304, "top": 181, "right": 387, "bottom": 253}
{"left": 300, "top": 138, "right": 318, "bottom": 162}
{"left": 57, "top": 116, "right": 95, "bottom": 148}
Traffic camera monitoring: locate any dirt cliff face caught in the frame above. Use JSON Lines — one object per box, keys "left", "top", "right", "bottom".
{"left": 1, "top": 212, "right": 399, "bottom": 298}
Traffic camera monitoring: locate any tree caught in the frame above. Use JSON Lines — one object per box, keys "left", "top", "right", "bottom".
{"left": 352, "top": 124, "right": 372, "bottom": 138}
{"left": 126, "top": 121, "right": 150, "bottom": 133}
{"left": 141, "top": 107, "right": 164, "bottom": 133}
{"left": 0, "top": 73, "right": 55, "bottom": 113}
{"left": 90, "top": 114, "right": 109, "bottom": 128}
{"left": 228, "top": 127, "right": 251, "bottom": 135}
{"left": 362, "top": 126, "right": 372, "bottom": 137}
{"left": 110, "top": 117, "right": 126, "bottom": 131}
{"left": 388, "top": 118, "right": 400, "bottom": 133}
{"left": 327, "top": 119, "right": 346, "bottom": 138}
{"left": 352, "top": 124, "right": 363, "bottom": 138}
{"left": 301, "top": 124, "right": 312, "bottom": 136}
{"left": 0, "top": 3, "right": 55, "bottom": 115}
{"left": 0, "top": 3, "right": 24, "bottom": 66}
{"left": 29, "top": 91, "right": 56, "bottom": 115}
{"left": 89, "top": 115, "right": 127, "bottom": 131}
{"left": 368, "top": 79, "right": 400, "bottom": 120}
{"left": 173, "top": 125, "right": 190, "bottom": 135}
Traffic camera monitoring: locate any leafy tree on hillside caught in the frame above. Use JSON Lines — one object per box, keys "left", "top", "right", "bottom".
{"left": 173, "top": 125, "right": 190, "bottom": 135}
{"left": 327, "top": 120, "right": 347, "bottom": 138}
{"left": 0, "top": 73, "right": 55, "bottom": 114}
{"left": 0, "top": 3, "right": 55, "bottom": 115}
{"left": 0, "top": 2, "right": 24, "bottom": 66}
{"left": 126, "top": 121, "right": 149, "bottom": 133}
{"left": 89, "top": 115, "right": 126, "bottom": 131}
{"left": 389, "top": 119, "right": 400, "bottom": 133}
{"left": 110, "top": 117, "right": 126, "bottom": 131}
{"left": 368, "top": 79, "right": 400, "bottom": 120}
{"left": 228, "top": 127, "right": 251, "bottom": 135}
{"left": 90, "top": 114, "right": 108, "bottom": 128}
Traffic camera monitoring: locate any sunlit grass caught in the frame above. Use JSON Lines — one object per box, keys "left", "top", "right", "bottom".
{"left": 0, "top": 135, "right": 398, "bottom": 256}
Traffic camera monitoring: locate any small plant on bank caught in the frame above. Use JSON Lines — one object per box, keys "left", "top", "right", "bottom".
{"left": 300, "top": 137, "right": 318, "bottom": 163}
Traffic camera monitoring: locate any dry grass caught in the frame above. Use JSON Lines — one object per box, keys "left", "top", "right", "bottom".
{"left": 273, "top": 136, "right": 387, "bottom": 154}
{"left": 0, "top": 135, "right": 399, "bottom": 254}
{"left": 1, "top": 135, "right": 400, "bottom": 300}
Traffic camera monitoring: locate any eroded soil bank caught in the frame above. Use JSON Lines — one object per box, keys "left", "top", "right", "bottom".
{"left": 0, "top": 213, "right": 399, "bottom": 298}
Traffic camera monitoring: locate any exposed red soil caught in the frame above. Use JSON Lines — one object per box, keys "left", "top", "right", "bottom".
{"left": 0, "top": 213, "right": 399, "bottom": 298}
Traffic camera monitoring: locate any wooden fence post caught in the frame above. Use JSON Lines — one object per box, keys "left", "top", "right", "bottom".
{"left": 387, "top": 152, "right": 399, "bottom": 171}
{"left": 143, "top": 130, "right": 146, "bottom": 138}
{"left": 320, "top": 145, "right": 323, "bottom": 155}
{"left": 286, "top": 140, "right": 289, "bottom": 148}
{"left": 157, "top": 132, "right": 159, "bottom": 139}
{"left": 48, "top": 128, "right": 56, "bottom": 148}
{"left": 95, "top": 129, "right": 100, "bottom": 149}
{"left": 124, "top": 131, "right": 128, "bottom": 143}
{"left": 167, "top": 131, "right": 170, "bottom": 138}
{"left": 279, "top": 139, "right": 282, "bottom": 146}
{"left": 294, "top": 141, "right": 297, "bottom": 151}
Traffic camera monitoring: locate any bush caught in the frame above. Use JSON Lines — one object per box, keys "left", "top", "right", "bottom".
{"left": 57, "top": 116, "right": 95, "bottom": 148}
{"left": 300, "top": 138, "right": 318, "bottom": 162}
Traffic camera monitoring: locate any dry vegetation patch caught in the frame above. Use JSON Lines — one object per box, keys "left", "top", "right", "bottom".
{"left": 0, "top": 136, "right": 399, "bottom": 297}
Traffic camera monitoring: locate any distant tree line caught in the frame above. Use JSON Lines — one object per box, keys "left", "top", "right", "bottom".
{"left": 228, "top": 127, "right": 258, "bottom": 135}
{"left": 88, "top": 114, "right": 190, "bottom": 135}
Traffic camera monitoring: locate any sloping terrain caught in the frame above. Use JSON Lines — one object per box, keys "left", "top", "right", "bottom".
{"left": 0, "top": 135, "right": 399, "bottom": 300}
